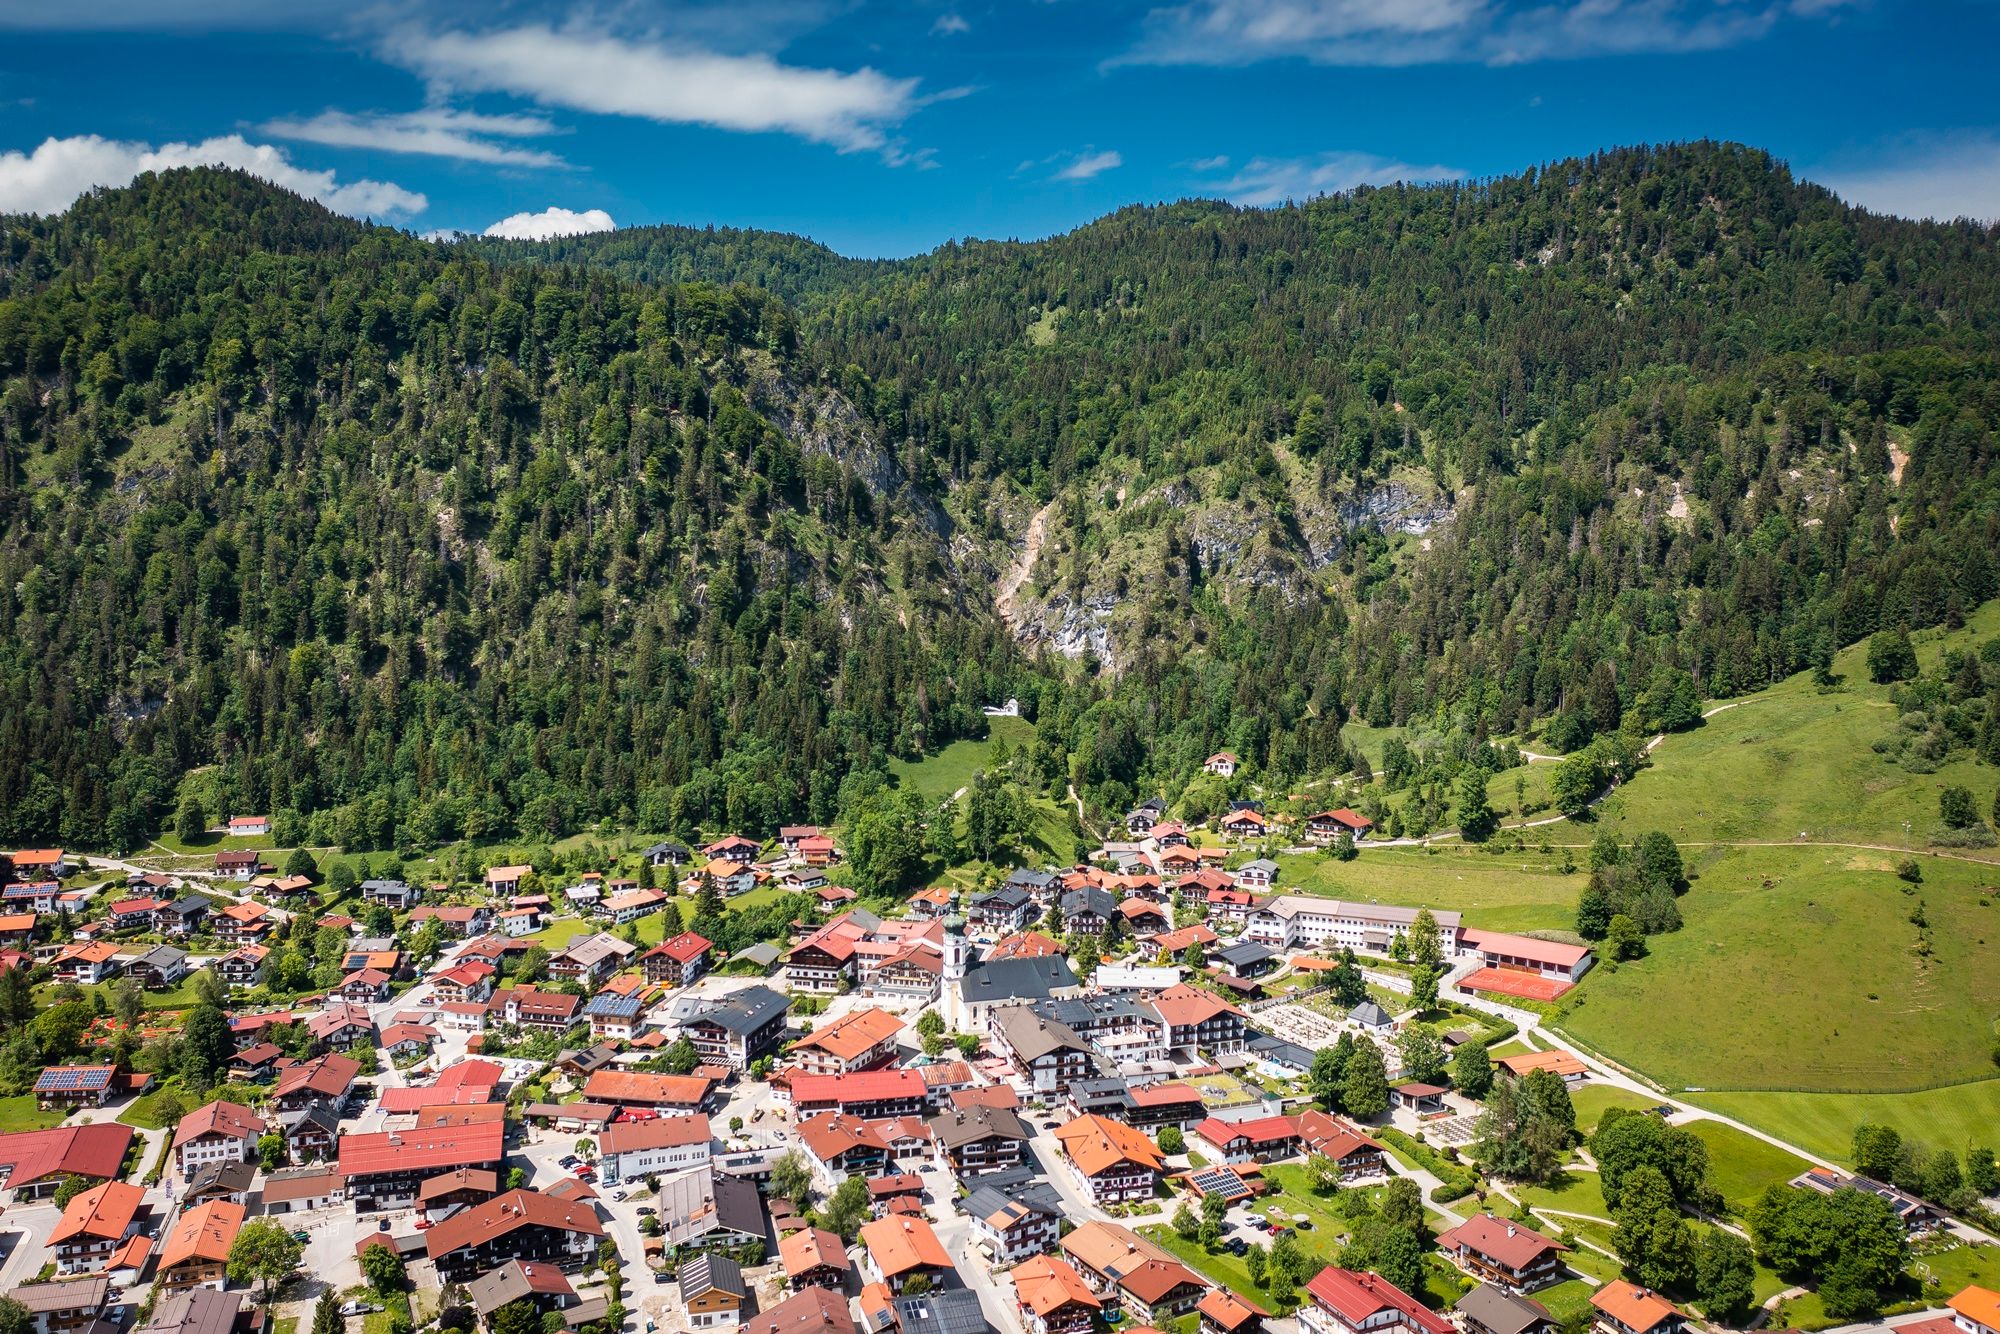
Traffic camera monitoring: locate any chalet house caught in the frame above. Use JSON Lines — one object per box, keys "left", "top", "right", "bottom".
{"left": 1589, "top": 1283, "right": 1685, "bottom": 1334}
{"left": 380, "top": 1023, "right": 438, "bottom": 1059}
{"left": 227, "top": 816, "right": 269, "bottom": 837}
{"left": 967, "top": 886, "right": 1035, "bottom": 935}
{"left": 483, "top": 865, "right": 531, "bottom": 896}
{"left": 1458, "top": 1285, "right": 1558, "bottom": 1334}
{"left": 796, "top": 835, "right": 837, "bottom": 867}
{"left": 156, "top": 895, "right": 211, "bottom": 938}
{"left": 270, "top": 1052, "right": 361, "bottom": 1115}
{"left": 778, "top": 825, "right": 820, "bottom": 854}
{"left": 859, "top": 1216, "right": 953, "bottom": 1296}
{"left": 1199, "top": 1290, "right": 1268, "bottom": 1334}
{"left": 1214, "top": 940, "right": 1278, "bottom": 980}
{"left": 1003, "top": 868, "right": 1058, "bottom": 906}
{"left": 681, "top": 986, "right": 788, "bottom": 1069}
{"left": 1060, "top": 887, "right": 1117, "bottom": 936}
{"left": 128, "top": 945, "right": 189, "bottom": 989}
{"left": 1789, "top": 1167, "right": 1945, "bottom": 1232}
{"left": 796, "top": 1113, "right": 892, "bottom": 1187}
{"left": 1152, "top": 924, "right": 1218, "bottom": 962}
{"left": 689, "top": 859, "right": 756, "bottom": 896}
{"left": 579, "top": 1069, "right": 717, "bottom": 1113}
{"left": 1148, "top": 984, "right": 1248, "bottom": 1054}
{"left": 156, "top": 1199, "right": 243, "bottom": 1291}
{"left": 33, "top": 1066, "right": 125, "bottom": 1112}
{"left": 991, "top": 1005, "right": 1098, "bottom": 1094}
{"left": 1126, "top": 798, "right": 1166, "bottom": 835}
{"left": 1119, "top": 898, "right": 1170, "bottom": 936}
{"left": 1204, "top": 886, "right": 1259, "bottom": 925}
{"left": 226, "top": 1043, "right": 282, "bottom": 1082}
{"left": 777, "top": 1226, "right": 850, "bottom": 1292}
{"left": 1013, "top": 1254, "right": 1102, "bottom": 1334}
{"left": 928, "top": 1104, "right": 1028, "bottom": 1178}
{"left": 1204, "top": 752, "right": 1238, "bottom": 777}
{"left": 1053, "top": 1114, "right": 1163, "bottom": 1204}
{"left": 601, "top": 888, "right": 666, "bottom": 924}
{"left": 1301, "top": 1267, "right": 1453, "bottom": 1334}
{"left": 7, "top": 849, "right": 70, "bottom": 881}
{"left": 1192, "top": 1115, "right": 1301, "bottom": 1165}
{"left": 1438, "top": 1215, "right": 1568, "bottom": 1294}
{"left": 1220, "top": 808, "right": 1267, "bottom": 838}
{"left": 781, "top": 868, "right": 829, "bottom": 894}
{"left": 703, "top": 836, "right": 760, "bottom": 865}
{"left": 641, "top": 842, "right": 690, "bottom": 869}
{"left": 258, "top": 1165, "right": 347, "bottom": 1213}
{"left": 49, "top": 1181, "right": 144, "bottom": 1274}
{"left": 1946, "top": 1288, "right": 2000, "bottom": 1334}
{"left": 1061, "top": 1221, "right": 1211, "bottom": 1324}
{"left": 1153, "top": 821, "right": 1191, "bottom": 848}
{"left": 1295, "top": 1111, "right": 1389, "bottom": 1178}
{"left": 581, "top": 992, "right": 646, "bottom": 1043}
{"left": 598, "top": 1114, "right": 712, "bottom": 1183}
{"left": 465, "top": 1259, "right": 578, "bottom": 1325}
{"left": 547, "top": 933, "right": 635, "bottom": 987}
{"left": 212, "top": 903, "right": 274, "bottom": 943}
{"left": 641, "top": 931, "right": 712, "bottom": 987}
{"left": 969, "top": 1183, "right": 1061, "bottom": 1262}
{"left": 1305, "top": 809, "right": 1374, "bottom": 844}
{"left": 336, "top": 968, "right": 391, "bottom": 1004}
{"left": 491, "top": 987, "right": 582, "bottom": 1032}
{"left": 1234, "top": 859, "right": 1278, "bottom": 891}
{"left": 409, "top": 905, "right": 492, "bottom": 937}
{"left": 275, "top": 1104, "right": 340, "bottom": 1164}
{"left": 424, "top": 1189, "right": 605, "bottom": 1281}
{"left": 785, "top": 1007, "right": 902, "bottom": 1076}
{"left": 342, "top": 1119, "right": 507, "bottom": 1213}
{"left": 306, "top": 1002, "right": 376, "bottom": 1048}
{"left": 8, "top": 1275, "right": 111, "bottom": 1334}
{"left": 214, "top": 851, "right": 261, "bottom": 881}
{"left": 104, "top": 897, "right": 163, "bottom": 934}
{"left": 678, "top": 1254, "right": 747, "bottom": 1331}
{"left": 790, "top": 1069, "right": 927, "bottom": 1121}
{"left": 361, "top": 879, "right": 421, "bottom": 910}
{"left": 564, "top": 880, "right": 603, "bottom": 914}
{"left": 172, "top": 1102, "right": 265, "bottom": 1178}
{"left": 655, "top": 1168, "right": 766, "bottom": 1253}
{"left": 430, "top": 961, "right": 498, "bottom": 1005}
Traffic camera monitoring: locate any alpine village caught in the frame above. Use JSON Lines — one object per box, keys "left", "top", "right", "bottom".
{"left": 3, "top": 118, "right": 2000, "bottom": 1334}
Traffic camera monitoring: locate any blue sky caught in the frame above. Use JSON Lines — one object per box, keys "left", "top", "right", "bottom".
{"left": 1, "top": 0, "right": 1996, "bottom": 256}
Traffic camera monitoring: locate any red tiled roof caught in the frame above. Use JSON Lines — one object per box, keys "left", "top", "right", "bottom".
{"left": 600, "top": 1114, "right": 711, "bottom": 1155}
{"left": 647, "top": 931, "right": 712, "bottom": 964}
{"left": 339, "top": 1120, "right": 504, "bottom": 1178}
{"left": 172, "top": 1101, "right": 265, "bottom": 1152}
{"left": 789, "top": 1068, "right": 925, "bottom": 1106}
{"left": 423, "top": 1189, "right": 604, "bottom": 1263}
{"left": 1438, "top": 1214, "right": 1566, "bottom": 1269}
{"left": 1305, "top": 1266, "right": 1452, "bottom": 1334}
{"left": 1591, "top": 1282, "right": 1682, "bottom": 1334}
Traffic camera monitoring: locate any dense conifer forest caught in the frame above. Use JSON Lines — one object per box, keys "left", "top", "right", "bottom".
{"left": 4, "top": 142, "right": 2000, "bottom": 846}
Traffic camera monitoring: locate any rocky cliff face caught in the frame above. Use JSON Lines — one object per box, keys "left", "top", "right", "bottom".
{"left": 982, "top": 471, "right": 1459, "bottom": 670}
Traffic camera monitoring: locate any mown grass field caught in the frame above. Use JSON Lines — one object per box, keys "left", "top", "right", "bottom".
{"left": 888, "top": 715, "right": 1034, "bottom": 803}
{"left": 1680, "top": 1118, "right": 1814, "bottom": 1213}
{"left": 1585, "top": 598, "right": 2000, "bottom": 853}
{"left": 1567, "top": 1084, "right": 1662, "bottom": 1134}
{"left": 1556, "top": 844, "right": 2000, "bottom": 1092}
{"left": 0, "top": 1094, "right": 62, "bottom": 1133}
{"left": 1284, "top": 844, "right": 1583, "bottom": 934}
{"left": 1688, "top": 1079, "right": 2000, "bottom": 1166}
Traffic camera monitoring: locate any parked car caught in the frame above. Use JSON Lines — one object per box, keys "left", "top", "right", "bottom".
{"left": 611, "top": 1188, "right": 629, "bottom": 1201}
{"left": 635, "top": 1206, "right": 656, "bottom": 1217}
{"left": 339, "top": 1303, "right": 383, "bottom": 1317}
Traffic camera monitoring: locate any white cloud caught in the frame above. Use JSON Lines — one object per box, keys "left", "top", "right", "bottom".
{"left": 1215, "top": 150, "right": 1464, "bottom": 206}
{"left": 1190, "top": 154, "right": 1232, "bottom": 171}
{"left": 1123, "top": 0, "right": 1806, "bottom": 68}
{"left": 0, "top": 133, "right": 426, "bottom": 217}
{"left": 1814, "top": 132, "right": 2000, "bottom": 224}
{"left": 931, "top": 13, "right": 970, "bottom": 34}
{"left": 482, "top": 206, "right": 617, "bottom": 240}
{"left": 262, "top": 108, "right": 566, "bottom": 168}
{"left": 1055, "top": 149, "right": 1123, "bottom": 181}
{"left": 384, "top": 24, "right": 923, "bottom": 157}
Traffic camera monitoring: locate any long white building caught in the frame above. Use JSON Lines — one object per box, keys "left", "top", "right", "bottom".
{"left": 1244, "top": 896, "right": 1462, "bottom": 956}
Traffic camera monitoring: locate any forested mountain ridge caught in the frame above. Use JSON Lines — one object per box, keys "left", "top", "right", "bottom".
{"left": 4, "top": 143, "right": 2000, "bottom": 851}
{"left": 0, "top": 169, "right": 1024, "bottom": 850}
{"left": 483, "top": 143, "right": 2000, "bottom": 819}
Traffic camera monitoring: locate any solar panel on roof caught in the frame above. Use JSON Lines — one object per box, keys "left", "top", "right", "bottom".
{"left": 1189, "top": 1166, "right": 1252, "bottom": 1200}
{"left": 36, "top": 1067, "right": 113, "bottom": 1091}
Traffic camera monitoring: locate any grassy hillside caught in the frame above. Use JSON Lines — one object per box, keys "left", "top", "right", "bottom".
{"left": 888, "top": 716, "right": 1035, "bottom": 804}
{"left": 1586, "top": 598, "right": 2000, "bottom": 851}
{"left": 1688, "top": 1081, "right": 2000, "bottom": 1166}
{"left": 1558, "top": 844, "right": 2000, "bottom": 1090}
{"left": 1286, "top": 844, "right": 1581, "bottom": 934}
